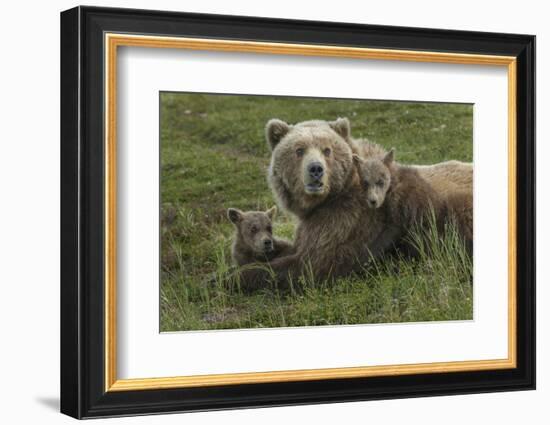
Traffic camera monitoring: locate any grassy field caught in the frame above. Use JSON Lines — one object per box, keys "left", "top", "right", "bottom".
{"left": 160, "top": 92, "right": 473, "bottom": 332}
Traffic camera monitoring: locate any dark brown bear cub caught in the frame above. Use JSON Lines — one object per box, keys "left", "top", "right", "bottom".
{"left": 227, "top": 206, "right": 294, "bottom": 266}
{"left": 353, "top": 149, "right": 472, "bottom": 254}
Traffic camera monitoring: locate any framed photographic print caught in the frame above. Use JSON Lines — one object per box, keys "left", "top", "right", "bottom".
{"left": 60, "top": 6, "right": 536, "bottom": 419}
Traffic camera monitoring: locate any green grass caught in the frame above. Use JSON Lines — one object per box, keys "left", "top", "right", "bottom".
{"left": 160, "top": 92, "right": 473, "bottom": 332}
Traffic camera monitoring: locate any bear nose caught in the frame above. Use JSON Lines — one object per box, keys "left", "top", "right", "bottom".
{"left": 368, "top": 199, "right": 377, "bottom": 207}
{"left": 264, "top": 239, "right": 273, "bottom": 249}
{"left": 308, "top": 162, "right": 324, "bottom": 179}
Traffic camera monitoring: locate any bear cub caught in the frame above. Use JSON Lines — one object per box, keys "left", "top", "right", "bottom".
{"left": 227, "top": 206, "right": 294, "bottom": 266}
{"left": 353, "top": 149, "right": 472, "bottom": 253}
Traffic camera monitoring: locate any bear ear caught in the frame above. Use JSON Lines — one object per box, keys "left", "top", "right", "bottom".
{"left": 329, "top": 117, "right": 351, "bottom": 140}
{"left": 352, "top": 153, "right": 363, "bottom": 165}
{"left": 383, "top": 148, "right": 395, "bottom": 166}
{"left": 266, "top": 119, "right": 291, "bottom": 150}
{"left": 227, "top": 208, "right": 243, "bottom": 224}
{"left": 266, "top": 205, "right": 277, "bottom": 220}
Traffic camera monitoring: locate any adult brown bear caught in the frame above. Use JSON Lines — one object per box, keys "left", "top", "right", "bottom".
{"left": 238, "top": 117, "right": 472, "bottom": 291}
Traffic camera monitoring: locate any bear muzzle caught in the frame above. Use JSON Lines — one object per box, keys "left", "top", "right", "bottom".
{"left": 263, "top": 238, "right": 274, "bottom": 253}
{"left": 303, "top": 154, "right": 328, "bottom": 195}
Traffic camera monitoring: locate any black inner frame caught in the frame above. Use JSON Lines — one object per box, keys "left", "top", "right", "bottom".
{"left": 60, "top": 6, "right": 535, "bottom": 419}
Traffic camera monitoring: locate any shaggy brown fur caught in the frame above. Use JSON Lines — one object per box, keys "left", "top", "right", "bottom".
{"left": 239, "top": 118, "right": 388, "bottom": 290}
{"left": 227, "top": 206, "right": 294, "bottom": 266}
{"left": 354, "top": 150, "right": 444, "bottom": 224}
{"left": 446, "top": 190, "right": 474, "bottom": 247}
{"left": 353, "top": 149, "right": 473, "bottom": 255}
{"left": 414, "top": 160, "right": 473, "bottom": 197}
{"left": 238, "top": 117, "right": 473, "bottom": 291}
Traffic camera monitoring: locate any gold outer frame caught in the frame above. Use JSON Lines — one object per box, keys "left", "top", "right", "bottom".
{"left": 104, "top": 33, "right": 518, "bottom": 392}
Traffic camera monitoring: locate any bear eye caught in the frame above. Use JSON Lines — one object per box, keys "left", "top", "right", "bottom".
{"left": 296, "top": 148, "right": 305, "bottom": 158}
{"left": 363, "top": 179, "right": 369, "bottom": 188}
{"left": 376, "top": 180, "right": 384, "bottom": 187}
{"left": 266, "top": 225, "right": 273, "bottom": 233}
{"left": 323, "top": 147, "right": 331, "bottom": 157}
{"left": 250, "top": 225, "right": 258, "bottom": 233}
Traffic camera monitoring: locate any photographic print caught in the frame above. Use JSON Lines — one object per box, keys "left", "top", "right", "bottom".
{"left": 160, "top": 93, "right": 474, "bottom": 332}
{"left": 61, "top": 7, "right": 535, "bottom": 418}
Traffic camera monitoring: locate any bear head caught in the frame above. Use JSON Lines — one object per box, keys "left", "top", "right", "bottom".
{"left": 266, "top": 118, "right": 355, "bottom": 217}
{"left": 352, "top": 149, "right": 394, "bottom": 209}
{"left": 227, "top": 206, "right": 277, "bottom": 254}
